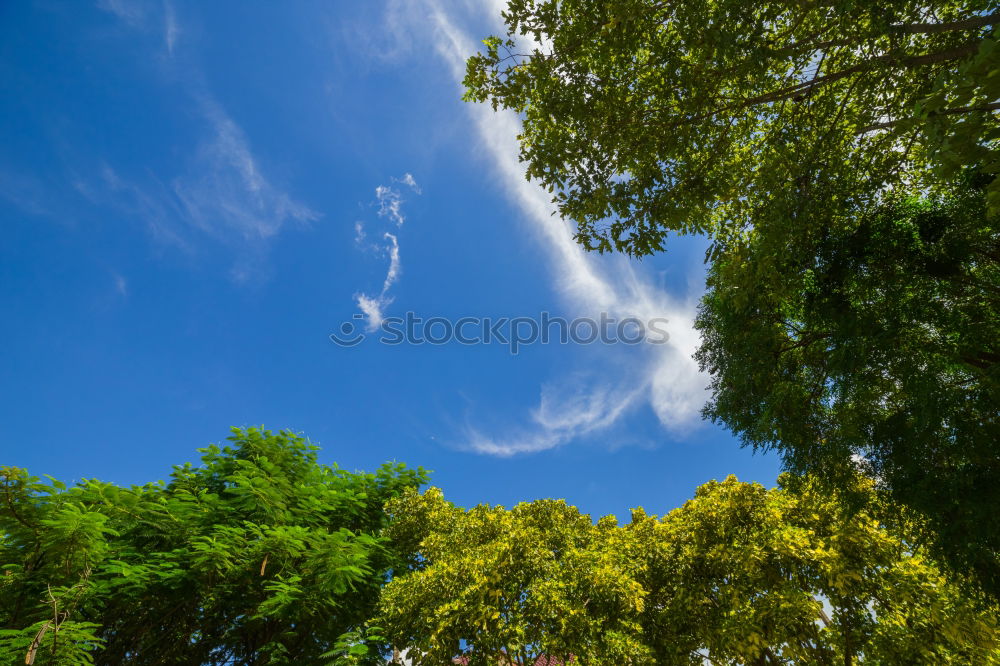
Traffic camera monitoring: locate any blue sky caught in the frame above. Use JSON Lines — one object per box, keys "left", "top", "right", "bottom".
{"left": 0, "top": 0, "right": 780, "bottom": 520}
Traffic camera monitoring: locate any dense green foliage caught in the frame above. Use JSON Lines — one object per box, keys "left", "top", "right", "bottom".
{"left": 465, "top": 0, "right": 999, "bottom": 256}
{"left": 379, "top": 477, "right": 1000, "bottom": 665}
{"left": 465, "top": 0, "right": 1000, "bottom": 600}
{"left": 695, "top": 176, "right": 1000, "bottom": 597}
{"left": 379, "top": 488, "right": 648, "bottom": 664}
{"left": 4, "top": 430, "right": 998, "bottom": 664}
{"left": 0, "top": 428, "right": 427, "bottom": 665}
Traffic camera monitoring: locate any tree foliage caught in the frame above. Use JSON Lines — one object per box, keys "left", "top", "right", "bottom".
{"left": 379, "top": 477, "right": 1000, "bottom": 665}
{"left": 464, "top": 0, "right": 999, "bottom": 256}
{"left": 465, "top": 0, "right": 1000, "bottom": 601}
{"left": 0, "top": 427, "right": 427, "bottom": 665}
{"left": 633, "top": 475, "right": 998, "bottom": 664}
{"left": 378, "top": 488, "right": 649, "bottom": 665}
{"left": 695, "top": 176, "right": 1000, "bottom": 597}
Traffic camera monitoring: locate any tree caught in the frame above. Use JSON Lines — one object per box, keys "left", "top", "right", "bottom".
{"left": 378, "top": 478, "right": 1000, "bottom": 665}
{"left": 695, "top": 176, "right": 1000, "bottom": 597}
{"left": 465, "top": 0, "right": 1000, "bottom": 599}
{"left": 377, "top": 488, "right": 650, "bottom": 665}
{"left": 634, "top": 474, "right": 999, "bottom": 664}
{"left": 0, "top": 427, "right": 428, "bottom": 665}
{"left": 464, "top": 0, "right": 999, "bottom": 256}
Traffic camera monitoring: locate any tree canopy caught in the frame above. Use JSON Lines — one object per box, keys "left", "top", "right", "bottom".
{"left": 695, "top": 175, "right": 1000, "bottom": 597}
{"left": 0, "top": 427, "right": 427, "bottom": 665}
{"left": 465, "top": 0, "right": 1000, "bottom": 601}
{"left": 464, "top": 0, "right": 999, "bottom": 256}
{"left": 378, "top": 476, "right": 1000, "bottom": 665}
{"left": 632, "top": 474, "right": 998, "bottom": 664}
{"left": 378, "top": 488, "right": 648, "bottom": 665}
{"left": 4, "top": 428, "right": 997, "bottom": 664}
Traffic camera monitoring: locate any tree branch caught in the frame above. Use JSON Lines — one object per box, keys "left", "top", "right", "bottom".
{"left": 756, "top": 43, "right": 982, "bottom": 107}
{"left": 858, "top": 102, "right": 1000, "bottom": 132}
{"left": 891, "top": 13, "right": 1000, "bottom": 34}
{"left": 648, "top": 42, "right": 985, "bottom": 131}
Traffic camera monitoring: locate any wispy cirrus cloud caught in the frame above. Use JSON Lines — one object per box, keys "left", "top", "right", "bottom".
{"left": 390, "top": 1, "right": 708, "bottom": 455}
{"left": 0, "top": 169, "right": 53, "bottom": 218}
{"left": 173, "top": 100, "right": 320, "bottom": 244}
{"left": 355, "top": 231, "right": 401, "bottom": 331}
{"left": 397, "top": 172, "right": 421, "bottom": 193}
{"left": 163, "top": 0, "right": 178, "bottom": 56}
{"left": 375, "top": 186, "right": 405, "bottom": 226}
{"left": 97, "top": 0, "right": 148, "bottom": 27}
{"left": 355, "top": 175, "right": 419, "bottom": 330}
{"left": 464, "top": 380, "right": 646, "bottom": 457}
{"left": 78, "top": 99, "right": 319, "bottom": 282}
{"left": 375, "top": 173, "right": 419, "bottom": 226}
{"left": 112, "top": 272, "right": 129, "bottom": 297}
{"left": 97, "top": 0, "right": 178, "bottom": 55}
{"left": 86, "top": 2, "right": 318, "bottom": 281}
{"left": 92, "top": 163, "right": 190, "bottom": 249}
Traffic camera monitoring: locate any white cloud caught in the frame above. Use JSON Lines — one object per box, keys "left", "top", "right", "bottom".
{"left": 173, "top": 101, "right": 319, "bottom": 245}
{"left": 113, "top": 273, "right": 129, "bottom": 297}
{"left": 382, "top": 232, "right": 401, "bottom": 292}
{"left": 465, "top": 380, "right": 645, "bottom": 456}
{"left": 0, "top": 169, "right": 52, "bottom": 217}
{"left": 96, "top": 163, "right": 190, "bottom": 249}
{"left": 463, "top": 428, "right": 560, "bottom": 457}
{"left": 356, "top": 175, "right": 419, "bottom": 331}
{"left": 397, "top": 172, "right": 421, "bottom": 193}
{"left": 534, "top": 381, "right": 642, "bottom": 435}
{"left": 76, "top": 101, "right": 317, "bottom": 281}
{"left": 97, "top": 0, "right": 148, "bottom": 27}
{"left": 164, "top": 0, "right": 178, "bottom": 55}
{"left": 356, "top": 292, "right": 391, "bottom": 331}
{"left": 98, "top": 0, "right": 176, "bottom": 56}
{"left": 400, "top": 1, "right": 709, "bottom": 455}
{"left": 90, "top": 1, "right": 316, "bottom": 277}
{"left": 15, "top": 4, "right": 312, "bottom": 285}
{"left": 354, "top": 232, "right": 401, "bottom": 331}
{"left": 375, "top": 184, "right": 406, "bottom": 226}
